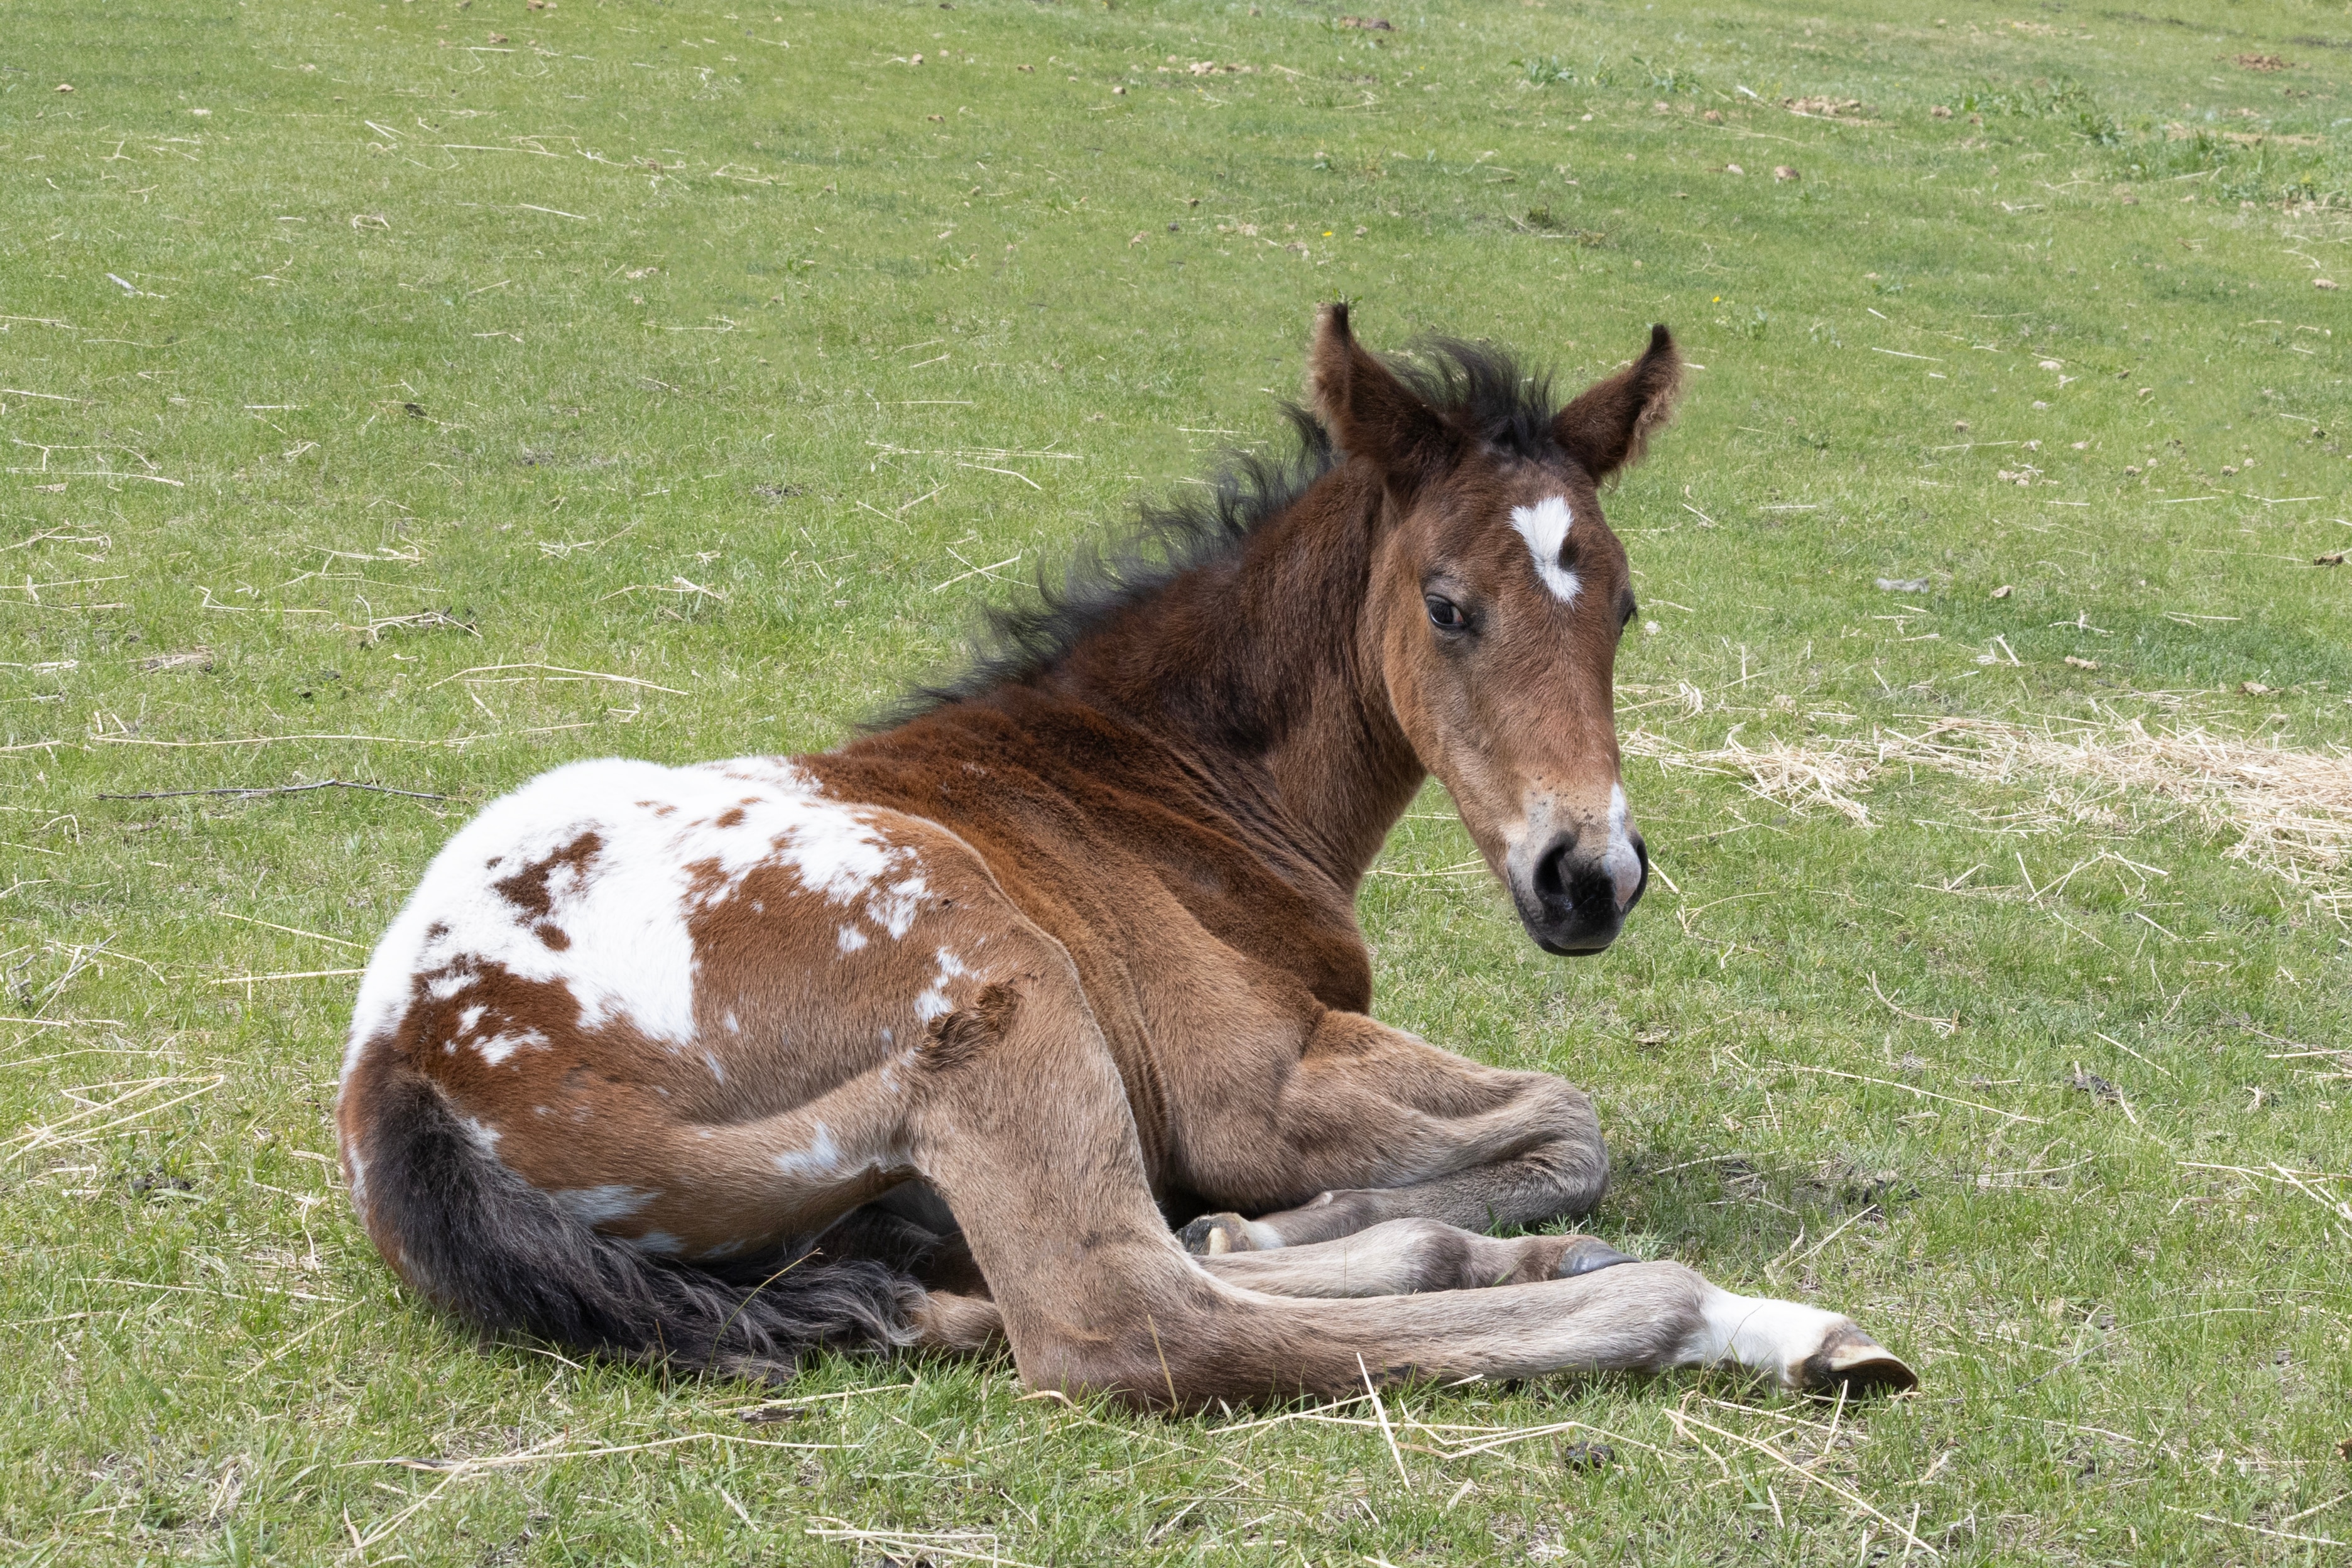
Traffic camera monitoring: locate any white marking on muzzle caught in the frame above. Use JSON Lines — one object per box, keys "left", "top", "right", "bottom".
{"left": 1601, "top": 782, "right": 1642, "bottom": 909}
{"left": 1508, "top": 494, "right": 1581, "bottom": 604}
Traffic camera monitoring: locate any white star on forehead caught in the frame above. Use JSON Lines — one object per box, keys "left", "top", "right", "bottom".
{"left": 1508, "top": 495, "right": 1580, "bottom": 603}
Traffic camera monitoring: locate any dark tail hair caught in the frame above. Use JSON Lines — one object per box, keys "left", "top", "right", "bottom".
{"left": 350, "top": 1064, "right": 923, "bottom": 1379}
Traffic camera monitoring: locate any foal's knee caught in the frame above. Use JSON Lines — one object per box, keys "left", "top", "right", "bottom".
{"left": 1350, "top": 1220, "right": 1645, "bottom": 1293}
{"left": 1366, "top": 1218, "right": 1485, "bottom": 1292}
{"left": 1395, "top": 1220, "right": 1643, "bottom": 1291}
{"left": 1516, "top": 1074, "right": 1609, "bottom": 1216}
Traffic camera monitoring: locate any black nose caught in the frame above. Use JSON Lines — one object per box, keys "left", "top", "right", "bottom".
{"left": 1527, "top": 832, "right": 1640, "bottom": 956}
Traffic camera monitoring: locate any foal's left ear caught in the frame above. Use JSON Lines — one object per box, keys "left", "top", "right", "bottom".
{"left": 1309, "top": 302, "right": 1459, "bottom": 499}
{"left": 1552, "top": 324, "right": 1683, "bottom": 481}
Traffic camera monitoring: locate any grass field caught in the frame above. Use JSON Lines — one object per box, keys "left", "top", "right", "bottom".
{"left": 6, "top": 0, "right": 2352, "bottom": 1561}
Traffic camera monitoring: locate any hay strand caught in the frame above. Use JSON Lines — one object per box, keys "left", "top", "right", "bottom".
{"left": 1629, "top": 716, "right": 2352, "bottom": 907}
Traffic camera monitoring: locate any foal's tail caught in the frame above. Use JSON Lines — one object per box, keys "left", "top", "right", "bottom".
{"left": 339, "top": 1060, "right": 923, "bottom": 1380}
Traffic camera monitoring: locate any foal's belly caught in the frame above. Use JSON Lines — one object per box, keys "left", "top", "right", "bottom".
{"left": 339, "top": 756, "right": 1007, "bottom": 1262}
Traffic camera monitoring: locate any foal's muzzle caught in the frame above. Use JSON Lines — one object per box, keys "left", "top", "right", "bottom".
{"left": 1518, "top": 829, "right": 1648, "bottom": 956}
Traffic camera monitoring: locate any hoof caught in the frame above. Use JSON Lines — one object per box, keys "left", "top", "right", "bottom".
{"left": 1797, "top": 1327, "right": 1918, "bottom": 1397}
{"left": 1555, "top": 1239, "right": 1640, "bottom": 1278}
{"left": 1179, "top": 1212, "right": 1260, "bottom": 1256}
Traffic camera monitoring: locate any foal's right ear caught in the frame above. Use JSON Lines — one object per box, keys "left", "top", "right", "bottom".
{"left": 1309, "top": 302, "right": 1457, "bottom": 498}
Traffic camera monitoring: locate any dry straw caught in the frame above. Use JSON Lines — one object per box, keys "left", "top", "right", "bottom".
{"left": 1878, "top": 717, "right": 2351, "bottom": 903}
{"left": 1623, "top": 728, "right": 1875, "bottom": 824}
{"left": 1625, "top": 716, "right": 2352, "bottom": 912}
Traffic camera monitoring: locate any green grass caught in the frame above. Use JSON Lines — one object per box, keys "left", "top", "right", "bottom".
{"left": 5, "top": 0, "right": 2351, "bottom": 1561}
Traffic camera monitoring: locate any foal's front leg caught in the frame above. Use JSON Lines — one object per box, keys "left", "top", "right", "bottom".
{"left": 1177, "top": 1010, "right": 1609, "bottom": 1256}
{"left": 1197, "top": 1218, "right": 1638, "bottom": 1297}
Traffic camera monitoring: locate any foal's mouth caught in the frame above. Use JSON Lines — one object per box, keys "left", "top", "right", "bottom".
{"left": 1523, "top": 911, "right": 1631, "bottom": 958}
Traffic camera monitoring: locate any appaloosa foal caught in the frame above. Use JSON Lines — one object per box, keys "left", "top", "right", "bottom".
{"left": 338, "top": 305, "right": 1916, "bottom": 1408}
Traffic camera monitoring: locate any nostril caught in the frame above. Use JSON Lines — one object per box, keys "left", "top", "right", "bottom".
{"left": 1533, "top": 834, "right": 1577, "bottom": 908}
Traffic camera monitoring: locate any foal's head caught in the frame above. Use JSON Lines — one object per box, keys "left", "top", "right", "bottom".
{"left": 1310, "top": 303, "right": 1681, "bottom": 956}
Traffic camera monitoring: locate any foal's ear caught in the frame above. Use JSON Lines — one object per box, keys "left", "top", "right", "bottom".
{"left": 1309, "top": 302, "right": 1457, "bottom": 497}
{"left": 1552, "top": 324, "right": 1683, "bottom": 481}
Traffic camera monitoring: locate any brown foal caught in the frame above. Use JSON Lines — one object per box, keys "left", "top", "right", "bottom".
{"left": 337, "top": 304, "right": 1916, "bottom": 1408}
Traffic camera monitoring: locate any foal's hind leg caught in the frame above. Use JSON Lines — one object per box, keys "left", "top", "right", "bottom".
{"left": 1189, "top": 1223, "right": 1909, "bottom": 1398}
{"left": 1177, "top": 1011, "right": 1608, "bottom": 1255}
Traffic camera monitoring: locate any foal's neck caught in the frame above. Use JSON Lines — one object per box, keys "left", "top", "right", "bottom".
{"left": 1052, "top": 461, "right": 1425, "bottom": 895}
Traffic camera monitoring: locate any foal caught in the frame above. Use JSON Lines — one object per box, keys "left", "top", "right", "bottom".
{"left": 337, "top": 305, "right": 1916, "bottom": 1407}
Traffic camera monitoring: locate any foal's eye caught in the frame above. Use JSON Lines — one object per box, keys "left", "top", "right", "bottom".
{"left": 1425, "top": 594, "right": 1467, "bottom": 632}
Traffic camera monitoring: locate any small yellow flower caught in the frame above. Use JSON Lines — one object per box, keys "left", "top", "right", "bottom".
{"left": 1324, "top": 231, "right": 1334, "bottom": 236}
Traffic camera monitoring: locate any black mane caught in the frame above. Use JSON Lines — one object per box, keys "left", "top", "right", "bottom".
{"left": 877, "top": 337, "right": 1563, "bottom": 725}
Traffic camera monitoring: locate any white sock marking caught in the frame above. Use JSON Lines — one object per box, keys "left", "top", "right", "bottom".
{"left": 1690, "top": 1287, "right": 1845, "bottom": 1378}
